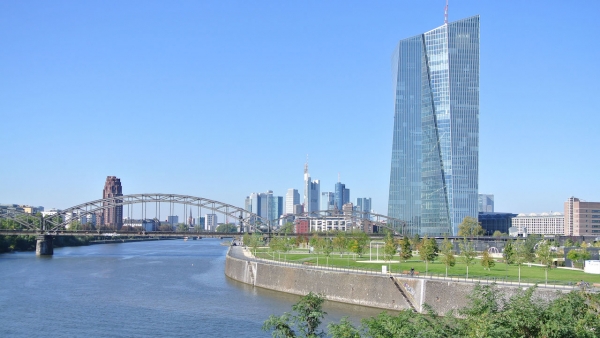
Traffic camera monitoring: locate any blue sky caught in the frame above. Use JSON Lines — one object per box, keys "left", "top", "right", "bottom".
{"left": 1, "top": 1, "right": 599, "bottom": 216}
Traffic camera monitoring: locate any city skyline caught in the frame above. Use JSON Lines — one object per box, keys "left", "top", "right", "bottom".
{"left": 1, "top": 2, "right": 599, "bottom": 216}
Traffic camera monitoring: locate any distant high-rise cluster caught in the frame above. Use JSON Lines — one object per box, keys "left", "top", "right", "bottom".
{"left": 101, "top": 176, "right": 123, "bottom": 230}
{"left": 388, "top": 16, "right": 480, "bottom": 236}
{"left": 303, "top": 161, "right": 320, "bottom": 214}
{"left": 245, "top": 191, "right": 284, "bottom": 223}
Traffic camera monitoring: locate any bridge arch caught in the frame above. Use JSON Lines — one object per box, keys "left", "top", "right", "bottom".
{"left": 1, "top": 194, "right": 265, "bottom": 233}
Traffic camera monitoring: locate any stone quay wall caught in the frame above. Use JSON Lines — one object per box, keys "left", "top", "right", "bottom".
{"left": 225, "top": 247, "right": 564, "bottom": 314}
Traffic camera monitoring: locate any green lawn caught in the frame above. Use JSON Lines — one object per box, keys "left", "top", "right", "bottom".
{"left": 252, "top": 248, "right": 600, "bottom": 286}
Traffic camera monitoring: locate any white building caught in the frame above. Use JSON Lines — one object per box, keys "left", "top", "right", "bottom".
{"left": 511, "top": 212, "right": 564, "bottom": 235}
{"left": 205, "top": 214, "right": 217, "bottom": 231}
{"left": 309, "top": 216, "right": 350, "bottom": 232}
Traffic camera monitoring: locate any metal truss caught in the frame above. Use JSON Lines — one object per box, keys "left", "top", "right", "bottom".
{"left": 2, "top": 194, "right": 265, "bottom": 233}
{"left": 0, "top": 209, "right": 42, "bottom": 230}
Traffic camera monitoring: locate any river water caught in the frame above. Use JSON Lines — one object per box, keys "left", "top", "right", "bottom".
{"left": 0, "top": 239, "right": 384, "bottom": 337}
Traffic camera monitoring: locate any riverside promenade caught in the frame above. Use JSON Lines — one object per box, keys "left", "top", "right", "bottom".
{"left": 225, "top": 246, "right": 570, "bottom": 314}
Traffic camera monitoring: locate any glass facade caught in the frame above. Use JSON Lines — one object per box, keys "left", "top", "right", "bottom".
{"left": 388, "top": 16, "right": 479, "bottom": 236}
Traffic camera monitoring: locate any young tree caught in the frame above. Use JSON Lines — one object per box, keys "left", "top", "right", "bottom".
{"left": 459, "top": 238, "right": 477, "bottom": 278}
{"left": 567, "top": 248, "right": 591, "bottom": 269}
{"left": 262, "top": 292, "right": 326, "bottom": 338}
{"left": 332, "top": 231, "right": 348, "bottom": 257}
{"left": 492, "top": 230, "right": 503, "bottom": 238}
{"left": 348, "top": 231, "right": 368, "bottom": 258}
{"left": 536, "top": 240, "right": 553, "bottom": 285}
{"left": 280, "top": 222, "right": 295, "bottom": 235}
{"left": 322, "top": 238, "right": 333, "bottom": 266}
{"left": 411, "top": 234, "right": 421, "bottom": 252}
{"left": 458, "top": 216, "right": 484, "bottom": 238}
{"left": 250, "top": 232, "right": 262, "bottom": 256}
{"left": 503, "top": 241, "right": 515, "bottom": 265}
{"left": 269, "top": 237, "right": 284, "bottom": 260}
{"left": 399, "top": 236, "right": 412, "bottom": 263}
{"left": 481, "top": 250, "right": 495, "bottom": 270}
{"left": 327, "top": 317, "right": 360, "bottom": 338}
{"left": 513, "top": 239, "right": 528, "bottom": 283}
{"left": 383, "top": 231, "right": 398, "bottom": 262}
{"left": 419, "top": 235, "right": 438, "bottom": 276}
{"left": 440, "top": 236, "right": 456, "bottom": 277}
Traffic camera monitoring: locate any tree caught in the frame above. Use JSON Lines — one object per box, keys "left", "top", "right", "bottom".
{"left": 177, "top": 223, "right": 189, "bottom": 232}
{"left": 321, "top": 238, "right": 333, "bottom": 265}
{"left": 503, "top": 241, "right": 515, "bottom": 265}
{"left": 459, "top": 238, "right": 477, "bottom": 278}
{"left": 440, "top": 236, "right": 456, "bottom": 277}
{"left": 262, "top": 292, "right": 326, "bottom": 338}
{"left": 458, "top": 216, "right": 484, "bottom": 237}
{"left": 419, "top": 235, "right": 438, "bottom": 275}
{"left": 269, "top": 237, "right": 284, "bottom": 260}
{"left": 399, "top": 236, "right": 413, "bottom": 262}
{"left": 348, "top": 231, "right": 368, "bottom": 258}
{"left": 250, "top": 232, "right": 262, "bottom": 256}
{"left": 280, "top": 222, "right": 295, "bottom": 235}
{"left": 332, "top": 232, "right": 348, "bottom": 257}
{"left": 216, "top": 223, "right": 237, "bottom": 233}
{"left": 535, "top": 240, "right": 553, "bottom": 285}
{"left": 309, "top": 234, "right": 320, "bottom": 254}
{"left": 567, "top": 248, "right": 591, "bottom": 269}
{"left": 383, "top": 231, "right": 398, "bottom": 262}
{"left": 481, "top": 250, "right": 495, "bottom": 270}
{"left": 492, "top": 230, "right": 503, "bottom": 238}
{"left": 514, "top": 239, "right": 528, "bottom": 283}
{"left": 411, "top": 234, "right": 421, "bottom": 251}
{"left": 327, "top": 317, "right": 360, "bottom": 338}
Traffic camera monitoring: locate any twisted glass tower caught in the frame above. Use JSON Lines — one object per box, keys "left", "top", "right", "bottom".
{"left": 388, "top": 16, "right": 479, "bottom": 236}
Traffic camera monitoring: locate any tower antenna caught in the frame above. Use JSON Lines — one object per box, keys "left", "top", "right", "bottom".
{"left": 444, "top": 0, "right": 448, "bottom": 24}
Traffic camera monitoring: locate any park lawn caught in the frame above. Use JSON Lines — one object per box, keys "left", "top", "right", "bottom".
{"left": 253, "top": 249, "right": 600, "bottom": 285}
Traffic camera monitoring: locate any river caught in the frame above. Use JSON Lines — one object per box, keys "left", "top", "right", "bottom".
{"left": 0, "top": 239, "right": 385, "bottom": 337}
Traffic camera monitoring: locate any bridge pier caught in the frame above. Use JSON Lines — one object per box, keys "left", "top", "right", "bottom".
{"left": 36, "top": 235, "right": 53, "bottom": 256}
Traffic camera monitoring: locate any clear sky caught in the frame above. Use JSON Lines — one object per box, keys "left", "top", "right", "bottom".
{"left": 1, "top": 1, "right": 599, "bottom": 216}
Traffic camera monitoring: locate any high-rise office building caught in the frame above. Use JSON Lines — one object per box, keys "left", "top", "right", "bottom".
{"left": 321, "top": 192, "right": 335, "bottom": 212}
{"left": 478, "top": 194, "right": 494, "bottom": 212}
{"left": 101, "top": 176, "right": 123, "bottom": 230}
{"left": 356, "top": 198, "right": 372, "bottom": 219}
{"left": 303, "top": 162, "right": 320, "bottom": 213}
{"left": 285, "top": 189, "right": 300, "bottom": 214}
{"left": 334, "top": 182, "right": 350, "bottom": 211}
{"left": 388, "top": 15, "right": 479, "bottom": 236}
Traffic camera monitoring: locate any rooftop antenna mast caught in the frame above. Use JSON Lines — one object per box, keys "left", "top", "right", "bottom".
{"left": 444, "top": 0, "right": 448, "bottom": 24}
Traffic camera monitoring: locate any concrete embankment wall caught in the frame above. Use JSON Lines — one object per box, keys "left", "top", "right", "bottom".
{"left": 225, "top": 248, "right": 563, "bottom": 314}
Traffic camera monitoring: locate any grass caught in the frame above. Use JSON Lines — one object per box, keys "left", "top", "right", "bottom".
{"left": 252, "top": 248, "right": 600, "bottom": 286}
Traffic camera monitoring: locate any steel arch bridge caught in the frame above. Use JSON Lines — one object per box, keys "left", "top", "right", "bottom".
{"left": 0, "top": 193, "right": 266, "bottom": 233}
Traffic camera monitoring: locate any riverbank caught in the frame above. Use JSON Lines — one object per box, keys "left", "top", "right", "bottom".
{"left": 225, "top": 246, "right": 566, "bottom": 315}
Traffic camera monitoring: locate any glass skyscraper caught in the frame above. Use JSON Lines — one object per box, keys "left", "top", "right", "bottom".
{"left": 388, "top": 16, "right": 479, "bottom": 236}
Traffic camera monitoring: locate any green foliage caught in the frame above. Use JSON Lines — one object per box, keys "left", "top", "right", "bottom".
{"left": 459, "top": 238, "right": 477, "bottom": 278}
{"left": 411, "top": 234, "right": 421, "bottom": 251}
{"left": 382, "top": 232, "right": 397, "bottom": 262}
{"left": 568, "top": 247, "right": 592, "bottom": 269}
{"left": 399, "top": 236, "right": 412, "bottom": 262}
{"left": 216, "top": 223, "right": 237, "bottom": 233}
{"left": 348, "top": 231, "right": 368, "bottom": 258}
{"left": 332, "top": 232, "right": 348, "bottom": 256}
{"left": 327, "top": 317, "right": 360, "bottom": 338}
{"left": 321, "top": 238, "right": 333, "bottom": 258}
{"left": 503, "top": 241, "right": 515, "bottom": 265}
{"left": 263, "top": 292, "right": 326, "bottom": 338}
{"left": 250, "top": 232, "right": 262, "bottom": 256}
{"left": 457, "top": 216, "right": 484, "bottom": 237}
{"left": 480, "top": 250, "right": 495, "bottom": 270}
{"left": 492, "top": 230, "right": 503, "bottom": 238}
{"left": 279, "top": 222, "right": 294, "bottom": 235}
{"left": 177, "top": 223, "right": 189, "bottom": 232}
{"left": 440, "top": 236, "right": 456, "bottom": 276}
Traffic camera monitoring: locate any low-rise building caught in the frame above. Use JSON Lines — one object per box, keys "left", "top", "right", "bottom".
{"left": 511, "top": 212, "right": 564, "bottom": 236}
